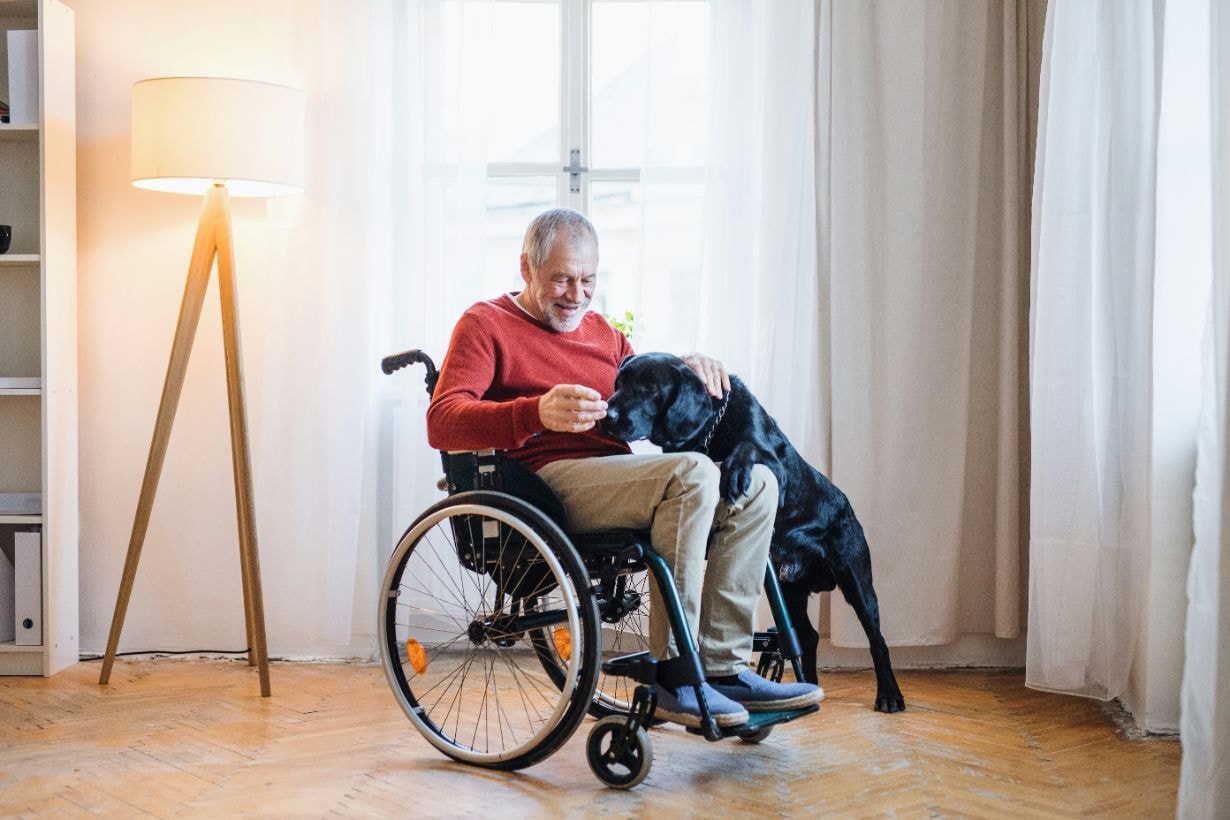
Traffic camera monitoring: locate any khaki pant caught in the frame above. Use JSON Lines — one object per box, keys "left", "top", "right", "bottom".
{"left": 536, "top": 453, "right": 777, "bottom": 676}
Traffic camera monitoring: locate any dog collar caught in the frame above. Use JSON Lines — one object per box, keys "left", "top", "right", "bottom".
{"left": 698, "top": 391, "right": 732, "bottom": 454}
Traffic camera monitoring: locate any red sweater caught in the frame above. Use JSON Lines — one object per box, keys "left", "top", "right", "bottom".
{"left": 426, "top": 293, "right": 635, "bottom": 471}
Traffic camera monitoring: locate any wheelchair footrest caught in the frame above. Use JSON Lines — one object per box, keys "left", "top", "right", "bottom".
{"left": 738, "top": 703, "right": 820, "bottom": 731}
{"left": 683, "top": 703, "right": 820, "bottom": 739}
{"left": 601, "top": 651, "right": 658, "bottom": 684}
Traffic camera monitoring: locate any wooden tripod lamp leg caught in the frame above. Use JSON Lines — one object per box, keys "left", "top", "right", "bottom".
{"left": 99, "top": 189, "right": 224, "bottom": 686}
{"left": 100, "top": 184, "right": 272, "bottom": 697}
{"left": 214, "top": 186, "right": 272, "bottom": 697}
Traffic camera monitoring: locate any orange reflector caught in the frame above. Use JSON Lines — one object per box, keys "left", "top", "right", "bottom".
{"left": 553, "top": 627, "right": 572, "bottom": 659}
{"left": 405, "top": 637, "right": 427, "bottom": 675}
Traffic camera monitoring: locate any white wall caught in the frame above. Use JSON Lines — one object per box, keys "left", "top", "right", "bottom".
{"left": 71, "top": 0, "right": 317, "bottom": 654}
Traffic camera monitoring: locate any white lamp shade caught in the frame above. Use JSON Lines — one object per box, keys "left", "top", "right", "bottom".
{"left": 131, "top": 77, "right": 305, "bottom": 197}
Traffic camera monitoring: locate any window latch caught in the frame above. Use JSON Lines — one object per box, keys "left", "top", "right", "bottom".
{"left": 563, "top": 149, "right": 588, "bottom": 193}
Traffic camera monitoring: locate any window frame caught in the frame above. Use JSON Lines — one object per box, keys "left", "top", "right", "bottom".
{"left": 479, "top": 0, "right": 707, "bottom": 213}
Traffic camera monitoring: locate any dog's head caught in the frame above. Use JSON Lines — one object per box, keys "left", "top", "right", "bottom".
{"left": 602, "top": 352, "right": 714, "bottom": 449}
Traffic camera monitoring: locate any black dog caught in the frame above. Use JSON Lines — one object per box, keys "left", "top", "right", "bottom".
{"left": 602, "top": 352, "right": 904, "bottom": 713}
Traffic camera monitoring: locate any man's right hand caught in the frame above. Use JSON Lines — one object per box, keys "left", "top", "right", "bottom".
{"left": 539, "top": 384, "right": 608, "bottom": 433}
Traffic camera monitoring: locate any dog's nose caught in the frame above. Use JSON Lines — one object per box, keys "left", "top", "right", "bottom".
{"left": 604, "top": 405, "right": 621, "bottom": 426}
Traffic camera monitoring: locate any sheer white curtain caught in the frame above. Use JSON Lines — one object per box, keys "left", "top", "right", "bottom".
{"left": 241, "top": 3, "right": 411, "bottom": 657}
{"left": 1180, "top": 0, "right": 1230, "bottom": 812}
{"left": 817, "top": 1, "right": 1027, "bottom": 652}
{"left": 1026, "top": 0, "right": 1161, "bottom": 699}
{"left": 247, "top": 0, "right": 482, "bottom": 657}
{"left": 696, "top": 1, "right": 821, "bottom": 458}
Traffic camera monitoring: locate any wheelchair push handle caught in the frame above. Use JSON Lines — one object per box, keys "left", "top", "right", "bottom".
{"left": 381, "top": 349, "right": 439, "bottom": 397}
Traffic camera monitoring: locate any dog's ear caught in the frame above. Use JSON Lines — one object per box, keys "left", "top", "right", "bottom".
{"left": 655, "top": 359, "right": 713, "bottom": 447}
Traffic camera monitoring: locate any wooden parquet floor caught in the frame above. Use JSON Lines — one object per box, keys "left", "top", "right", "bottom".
{"left": 0, "top": 662, "right": 1179, "bottom": 818}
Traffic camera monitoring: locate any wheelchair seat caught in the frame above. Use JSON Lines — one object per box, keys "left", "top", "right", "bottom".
{"left": 442, "top": 449, "right": 654, "bottom": 556}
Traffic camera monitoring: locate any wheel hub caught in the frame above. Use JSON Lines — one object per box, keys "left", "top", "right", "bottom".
{"left": 467, "top": 620, "right": 488, "bottom": 645}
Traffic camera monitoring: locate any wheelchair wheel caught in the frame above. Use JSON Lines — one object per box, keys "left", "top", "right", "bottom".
{"left": 532, "top": 564, "right": 655, "bottom": 720}
{"left": 587, "top": 716, "right": 653, "bottom": 789}
{"left": 379, "top": 492, "right": 600, "bottom": 770}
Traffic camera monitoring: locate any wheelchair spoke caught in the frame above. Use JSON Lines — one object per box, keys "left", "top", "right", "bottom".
{"left": 470, "top": 651, "right": 494, "bottom": 752}
{"left": 493, "top": 648, "right": 551, "bottom": 735}
{"left": 441, "top": 648, "right": 483, "bottom": 739}
{"left": 496, "top": 644, "right": 567, "bottom": 697}
{"left": 465, "top": 516, "right": 499, "bottom": 606}
{"left": 403, "top": 632, "right": 469, "bottom": 682}
{"left": 395, "top": 599, "right": 469, "bottom": 633}
{"left": 416, "top": 643, "right": 478, "bottom": 708}
{"left": 420, "top": 529, "right": 480, "bottom": 613}
{"left": 415, "top": 540, "right": 474, "bottom": 618}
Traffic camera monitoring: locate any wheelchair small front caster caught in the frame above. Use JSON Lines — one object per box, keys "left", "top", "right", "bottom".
{"left": 738, "top": 724, "right": 774, "bottom": 744}
{"left": 587, "top": 716, "right": 653, "bottom": 789}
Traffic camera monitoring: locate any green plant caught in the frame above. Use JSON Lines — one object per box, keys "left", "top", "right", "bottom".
{"left": 607, "top": 310, "right": 635, "bottom": 340}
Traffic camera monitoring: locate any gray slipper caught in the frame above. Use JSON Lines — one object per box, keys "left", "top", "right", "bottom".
{"left": 655, "top": 681, "right": 750, "bottom": 728}
{"left": 707, "top": 670, "right": 825, "bottom": 712}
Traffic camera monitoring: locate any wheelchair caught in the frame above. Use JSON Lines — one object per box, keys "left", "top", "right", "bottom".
{"left": 378, "top": 349, "right": 819, "bottom": 788}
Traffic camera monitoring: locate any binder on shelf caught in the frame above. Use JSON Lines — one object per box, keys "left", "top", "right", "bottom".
{"left": 0, "top": 493, "right": 41, "bottom": 516}
{"left": 14, "top": 530, "right": 41, "bottom": 646}
{"left": 6, "top": 30, "right": 40, "bottom": 125}
{"left": 0, "top": 540, "right": 13, "bottom": 642}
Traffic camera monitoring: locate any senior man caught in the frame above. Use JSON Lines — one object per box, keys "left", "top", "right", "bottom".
{"left": 426, "top": 207, "right": 822, "bottom": 728}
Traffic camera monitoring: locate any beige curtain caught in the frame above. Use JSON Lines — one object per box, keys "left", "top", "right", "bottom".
{"left": 816, "top": 0, "right": 1042, "bottom": 652}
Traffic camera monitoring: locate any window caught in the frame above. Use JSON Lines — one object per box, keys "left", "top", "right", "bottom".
{"left": 428, "top": 0, "right": 711, "bottom": 326}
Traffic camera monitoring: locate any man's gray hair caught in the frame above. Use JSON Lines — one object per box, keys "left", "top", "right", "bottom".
{"left": 522, "top": 208, "right": 598, "bottom": 270}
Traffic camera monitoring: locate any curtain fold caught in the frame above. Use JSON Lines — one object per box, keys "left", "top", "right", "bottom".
{"left": 819, "top": 0, "right": 1025, "bottom": 649}
{"left": 1179, "top": 0, "right": 1230, "bottom": 811}
{"left": 1026, "top": 0, "right": 1160, "bottom": 699}
{"left": 242, "top": 2, "right": 407, "bottom": 656}
{"left": 699, "top": 0, "right": 822, "bottom": 463}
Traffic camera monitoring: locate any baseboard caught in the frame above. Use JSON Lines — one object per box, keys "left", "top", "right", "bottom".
{"left": 816, "top": 634, "right": 1026, "bottom": 670}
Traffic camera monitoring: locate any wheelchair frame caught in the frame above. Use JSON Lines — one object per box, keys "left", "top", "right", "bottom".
{"left": 377, "top": 349, "right": 819, "bottom": 788}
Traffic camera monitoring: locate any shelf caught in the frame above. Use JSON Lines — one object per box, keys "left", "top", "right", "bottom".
{"left": 0, "top": 254, "right": 39, "bottom": 266}
{"left": 0, "top": 123, "right": 39, "bottom": 140}
{"left": 0, "top": 641, "right": 42, "bottom": 654}
{"left": 0, "top": 0, "right": 77, "bottom": 680}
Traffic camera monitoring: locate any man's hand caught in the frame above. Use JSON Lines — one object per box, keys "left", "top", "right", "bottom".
{"left": 539, "top": 384, "right": 608, "bottom": 433}
{"left": 682, "top": 353, "right": 730, "bottom": 398}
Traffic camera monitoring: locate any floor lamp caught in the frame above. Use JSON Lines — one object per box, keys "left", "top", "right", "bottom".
{"left": 98, "top": 77, "right": 305, "bottom": 697}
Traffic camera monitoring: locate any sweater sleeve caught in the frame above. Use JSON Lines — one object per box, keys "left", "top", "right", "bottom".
{"left": 426, "top": 310, "right": 547, "bottom": 451}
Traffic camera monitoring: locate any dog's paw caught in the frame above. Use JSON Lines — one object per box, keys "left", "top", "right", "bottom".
{"left": 874, "top": 690, "right": 906, "bottom": 713}
{"left": 719, "top": 463, "right": 753, "bottom": 502}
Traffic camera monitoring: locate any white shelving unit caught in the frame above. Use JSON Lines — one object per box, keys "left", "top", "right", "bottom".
{"left": 0, "top": 0, "right": 77, "bottom": 675}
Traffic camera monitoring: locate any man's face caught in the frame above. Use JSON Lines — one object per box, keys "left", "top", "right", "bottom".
{"left": 519, "top": 236, "right": 598, "bottom": 333}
